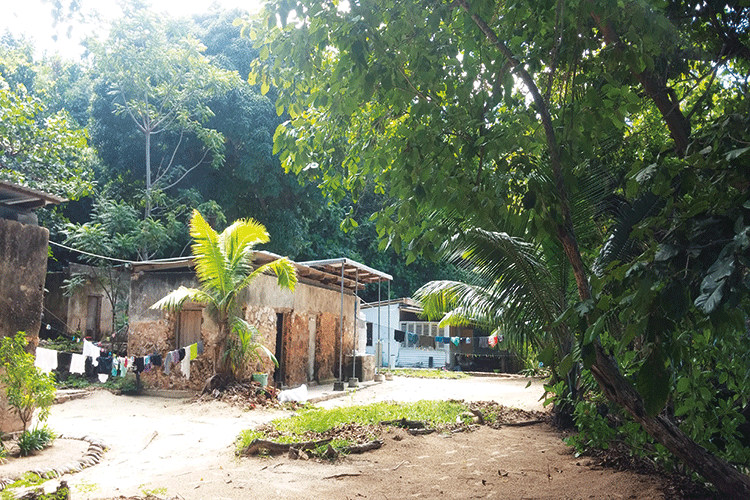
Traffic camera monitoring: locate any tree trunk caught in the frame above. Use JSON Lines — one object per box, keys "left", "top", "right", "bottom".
{"left": 590, "top": 344, "right": 750, "bottom": 499}
{"left": 455, "top": 2, "right": 750, "bottom": 496}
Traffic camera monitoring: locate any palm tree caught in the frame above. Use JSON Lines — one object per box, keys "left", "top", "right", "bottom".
{"left": 151, "top": 209, "right": 297, "bottom": 382}
{"left": 415, "top": 228, "right": 573, "bottom": 372}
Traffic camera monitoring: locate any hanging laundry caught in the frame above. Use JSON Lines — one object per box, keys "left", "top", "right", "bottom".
{"left": 70, "top": 353, "right": 86, "bottom": 374}
{"left": 394, "top": 330, "right": 406, "bottom": 343}
{"left": 488, "top": 334, "right": 499, "bottom": 348}
{"left": 163, "top": 351, "right": 174, "bottom": 375}
{"left": 151, "top": 353, "right": 162, "bottom": 367}
{"left": 34, "top": 347, "right": 58, "bottom": 373}
{"left": 442, "top": 337, "right": 451, "bottom": 345}
{"left": 134, "top": 357, "right": 145, "bottom": 373}
{"left": 144, "top": 355, "right": 152, "bottom": 372}
{"left": 97, "top": 355, "right": 113, "bottom": 375}
{"left": 180, "top": 350, "right": 191, "bottom": 380}
{"left": 189, "top": 343, "right": 198, "bottom": 360}
{"left": 418, "top": 335, "right": 435, "bottom": 349}
{"left": 435, "top": 336, "right": 444, "bottom": 344}
{"left": 178, "top": 348, "right": 186, "bottom": 361}
{"left": 479, "top": 337, "right": 489, "bottom": 348}
{"left": 451, "top": 337, "right": 460, "bottom": 346}
{"left": 197, "top": 341, "right": 204, "bottom": 355}
{"left": 82, "top": 339, "right": 101, "bottom": 364}
{"left": 465, "top": 337, "right": 472, "bottom": 344}
{"left": 407, "top": 333, "right": 418, "bottom": 345}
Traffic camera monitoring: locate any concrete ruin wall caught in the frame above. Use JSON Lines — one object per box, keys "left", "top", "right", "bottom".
{"left": 0, "top": 218, "right": 48, "bottom": 342}
{"left": 0, "top": 218, "right": 49, "bottom": 433}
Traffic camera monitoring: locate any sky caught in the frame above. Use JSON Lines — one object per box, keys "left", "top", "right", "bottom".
{"left": 1, "top": 0, "right": 261, "bottom": 60}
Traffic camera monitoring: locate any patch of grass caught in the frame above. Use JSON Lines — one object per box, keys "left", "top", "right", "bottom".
{"left": 237, "top": 400, "right": 469, "bottom": 452}
{"left": 275, "top": 400, "right": 466, "bottom": 434}
{"left": 74, "top": 481, "right": 100, "bottom": 494}
{"left": 7, "top": 472, "right": 46, "bottom": 489}
{"left": 381, "top": 368, "right": 469, "bottom": 379}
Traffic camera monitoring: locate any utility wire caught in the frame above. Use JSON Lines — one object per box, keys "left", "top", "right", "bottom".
{"left": 49, "top": 240, "right": 138, "bottom": 265}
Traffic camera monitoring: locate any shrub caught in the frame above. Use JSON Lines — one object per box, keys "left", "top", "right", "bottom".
{"left": 0, "top": 332, "right": 56, "bottom": 430}
{"left": 17, "top": 426, "right": 56, "bottom": 457}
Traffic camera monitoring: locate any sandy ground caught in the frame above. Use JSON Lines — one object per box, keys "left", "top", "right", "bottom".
{"left": 1, "top": 376, "right": 669, "bottom": 499}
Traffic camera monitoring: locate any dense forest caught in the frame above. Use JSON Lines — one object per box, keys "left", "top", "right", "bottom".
{"left": 0, "top": 6, "right": 459, "bottom": 302}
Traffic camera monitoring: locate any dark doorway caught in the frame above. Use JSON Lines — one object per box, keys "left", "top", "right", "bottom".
{"left": 86, "top": 295, "right": 102, "bottom": 340}
{"left": 274, "top": 313, "right": 285, "bottom": 385}
{"left": 177, "top": 308, "right": 202, "bottom": 348}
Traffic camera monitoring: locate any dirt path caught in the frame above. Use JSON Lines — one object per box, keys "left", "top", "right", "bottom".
{"left": 2, "top": 376, "right": 670, "bottom": 499}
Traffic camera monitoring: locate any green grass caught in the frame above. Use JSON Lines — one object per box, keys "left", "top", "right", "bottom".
{"left": 236, "top": 400, "right": 470, "bottom": 453}
{"left": 380, "top": 368, "right": 470, "bottom": 379}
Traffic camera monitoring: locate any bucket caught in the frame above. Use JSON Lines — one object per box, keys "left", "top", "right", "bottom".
{"left": 252, "top": 372, "right": 269, "bottom": 387}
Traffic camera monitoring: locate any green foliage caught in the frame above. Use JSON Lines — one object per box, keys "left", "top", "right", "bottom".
{"left": 153, "top": 209, "right": 296, "bottom": 377}
{"left": 0, "top": 74, "right": 94, "bottom": 199}
{"left": 17, "top": 425, "right": 56, "bottom": 457}
{"left": 0, "top": 333, "right": 56, "bottom": 431}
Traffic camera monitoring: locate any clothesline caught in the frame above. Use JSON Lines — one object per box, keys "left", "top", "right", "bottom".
{"left": 34, "top": 339, "right": 204, "bottom": 381}
{"left": 395, "top": 330, "right": 504, "bottom": 349}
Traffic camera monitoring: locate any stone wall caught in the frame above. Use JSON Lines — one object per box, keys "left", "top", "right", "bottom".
{"left": 0, "top": 218, "right": 49, "bottom": 434}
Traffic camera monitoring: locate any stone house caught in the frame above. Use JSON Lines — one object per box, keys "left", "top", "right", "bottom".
{"left": 128, "top": 255, "right": 390, "bottom": 391}
{"left": 44, "top": 263, "right": 128, "bottom": 343}
{"left": 0, "top": 181, "right": 64, "bottom": 433}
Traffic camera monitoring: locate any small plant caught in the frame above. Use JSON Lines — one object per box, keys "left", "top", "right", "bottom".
{"left": 17, "top": 425, "right": 56, "bottom": 457}
{"left": 0, "top": 332, "right": 56, "bottom": 430}
{"left": 223, "top": 324, "right": 277, "bottom": 381}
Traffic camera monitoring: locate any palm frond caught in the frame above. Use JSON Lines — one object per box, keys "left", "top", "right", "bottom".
{"left": 150, "top": 286, "right": 212, "bottom": 312}
{"left": 240, "top": 257, "right": 298, "bottom": 292}
{"left": 190, "top": 209, "right": 228, "bottom": 297}
{"left": 221, "top": 217, "right": 270, "bottom": 282}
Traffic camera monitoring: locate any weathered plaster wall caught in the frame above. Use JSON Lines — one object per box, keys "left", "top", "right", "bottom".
{"left": 0, "top": 218, "right": 49, "bottom": 433}
{"left": 283, "top": 310, "right": 310, "bottom": 387}
{"left": 243, "top": 305, "right": 277, "bottom": 378}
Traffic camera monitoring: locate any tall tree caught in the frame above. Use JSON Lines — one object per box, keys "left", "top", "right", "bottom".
{"left": 88, "top": 9, "right": 238, "bottom": 251}
{"left": 247, "top": 0, "right": 750, "bottom": 496}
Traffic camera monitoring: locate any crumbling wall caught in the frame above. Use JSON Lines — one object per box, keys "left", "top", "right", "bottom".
{"left": 244, "top": 306, "right": 277, "bottom": 378}
{"left": 0, "top": 218, "right": 48, "bottom": 341}
{"left": 0, "top": 218, "right": 48, "bottom": 434}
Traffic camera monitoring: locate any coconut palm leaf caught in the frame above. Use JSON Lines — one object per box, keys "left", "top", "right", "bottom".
{"left": 190, "top": 210, "right": 228, "bottom": 297}
{"left": 150, "top": 286, "right": 213, "bottom": 312}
